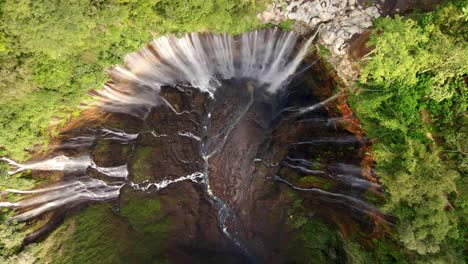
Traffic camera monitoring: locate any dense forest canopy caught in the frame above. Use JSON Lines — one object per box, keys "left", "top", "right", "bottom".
{"left": 0, "top": 0, "right": 466, "bottom": 263}
{"left": 351, "top": 1, "right": 467, "bottom": 260}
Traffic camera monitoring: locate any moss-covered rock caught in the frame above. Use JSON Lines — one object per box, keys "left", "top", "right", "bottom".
{"left": 298, "top": 175, "right": 336, "bottom": 191}
{"left": 119, "top": 189, "right": 170, "bottom": 238}
{"left": 286, "top": 215, "right": 346, "bottom": 264}
{"left": 129, "top": 146, "right": 153, "bottom": 183}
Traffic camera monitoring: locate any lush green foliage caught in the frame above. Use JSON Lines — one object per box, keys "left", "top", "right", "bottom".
{"left": 286, "top": 195, "right": 410, "bottom": 263}
{"left": 351, "top": 2, "right": 467, "bottom": 260}
{"left": 1, "top": 202, "right": 170, "bottom": 263}
{"left": 1, "top": 0, "right": 466, "bottom": 262}
{"left": 0, "top": 0, "right": 265, "bottom": 160}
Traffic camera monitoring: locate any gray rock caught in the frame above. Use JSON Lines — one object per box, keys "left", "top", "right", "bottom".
{"left": 258, "top": 0, "right": 381, "bottom": 57}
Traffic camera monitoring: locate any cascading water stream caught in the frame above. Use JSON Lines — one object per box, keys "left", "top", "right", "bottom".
{"left": 198, "top": 82, "right": 255, "bottom": 252}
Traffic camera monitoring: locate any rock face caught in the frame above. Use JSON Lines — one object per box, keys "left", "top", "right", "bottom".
{"left": 259, "top": 0, "right": 380, "bottom": 56}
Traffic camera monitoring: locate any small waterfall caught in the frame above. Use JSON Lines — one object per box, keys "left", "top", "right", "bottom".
{"left": 273, "top": 175, "right": 390, "bottom": 225}
{"left": 283, "top": 157, "right": 381, "bottom": 191}
{"left": 1, "top": 155, "right": 92, "bottom": 175}
{"left": 98, "top": 127, "right": 139, "bottom": 142}
{"left": 1, "top": 177, "right": 124, "bottom": 222}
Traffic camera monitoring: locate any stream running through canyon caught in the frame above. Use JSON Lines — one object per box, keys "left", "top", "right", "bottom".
{"left": 0, "top": 28, "right": 391, "bottom": 263}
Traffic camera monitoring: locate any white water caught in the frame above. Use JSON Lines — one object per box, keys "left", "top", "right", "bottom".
{"left": 56, "top": 136, "right": 96, "bottom": 149}
{"left": 129, "top": 172, "right": 204, "bottom": 192}
{"left": 273, "top": 175, "right": 384, "bottom": 218}
{"left": 177, "top": 131, "right": 201, "bottom": 141}
{"left": 198, "top": 85, "right": 255, "bottom": 252}
{"left": 296, "top": 93, "right": 341, "bottom": 115}
{"left": 92, "top": 28, "right": 312, "bottom": 116}
{"left": 1, "top": 155, "right": 92, "bottom": 175}
{"left": 282, "top": 159, "right": 381, "bottom": 191}
{"left": 99, "top": 127, "right": 139, "bottom": 142}
{"left": 0, "top": 154, "right": 204, "bottom": 221}
{"left": 91, "top": 163, "right": 129, "bottom": 179}
{"left": 1, "top": 177, "right": 124, "bottom": 222}
{"left": 281, "top": 160, "right": 326, "bottom": 175}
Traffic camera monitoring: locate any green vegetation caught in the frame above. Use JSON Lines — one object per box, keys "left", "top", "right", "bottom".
{"left": 350, "top": 1, "right": 467, "bottom": 261}
{"left": 1, "top": 202, "right": 170, "bottom": 263}
{"left": 120, "top": 191, "right": 170, "bottom": 236}
{"left": 286, "top": 196, "right": 409, "bottom": 264}
{"left": 298, "top": 175, "right": 335, "bottom": 190}
{"left": 0, "top": 0, "right": 266, "bottom": 260}
{"left": 0, "top": 0, "right": 266, "bottom": 161}
{"left": 1, "top": 0, "right": 466, "bottom": 262}
{"left": 287, "top": 214, "right": 346, "bottom": 263}
{"left": 278, "top": 19, "right": 295, "bottom": 31}
{"left": 130, "top": 146, "right": 154, "bottom": 183}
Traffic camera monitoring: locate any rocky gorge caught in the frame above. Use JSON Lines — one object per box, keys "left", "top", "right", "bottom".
{"left": 0, "top": 0, "right": 460, "bottom": 263}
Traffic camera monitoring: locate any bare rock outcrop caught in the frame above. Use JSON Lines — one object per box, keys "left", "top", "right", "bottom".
{"left": 258, "top": 0, "right": 380, "bottom": 56}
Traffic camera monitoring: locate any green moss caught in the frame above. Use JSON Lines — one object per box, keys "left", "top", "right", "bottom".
{"left": 362, "top": 190, "right": 384, "bottom": 206}
{"left": 93, "top": 140, "right": 111, "bottom": 155}
{"left": 120, "top": 192, "right": 170, "bottom": 237}
{"left": 278, "top": 19, "right": 294, "bottom": 31}
{"left": 35, "top": 204, "right": 139, "bottom": 263}
{"left": 130, "top": 146, "right": 153, "bottom": 183}
{"left": 0, "top": 221, "right": 27, "bottom": 256}
{"left": 286, "top": 216, "right": 345, "bottom": 264}
{"left": 32, "top": 203, "right": 168, "bottom": 264}
{"left": 317, "top": 44, "right": 332, "bottom": 58}
{"left": 0, "top": 0, "right": 269, "bottom": 161}
{"left": 121, "top": 145, "right": 131, "bottom": 155}
{"left": 314, "top": 155, "right": 322, "bottom": 163}
{"left": 298, "top": 175, "right": 335, "bottom": 191}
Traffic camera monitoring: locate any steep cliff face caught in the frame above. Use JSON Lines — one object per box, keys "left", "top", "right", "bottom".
{"left": 259, "top": 0, "right": 380, "bottom": 56}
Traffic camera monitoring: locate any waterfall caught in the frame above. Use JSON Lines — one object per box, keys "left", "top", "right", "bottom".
{"left": 94, "top": 28, "right": 312, "bottom": 117}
